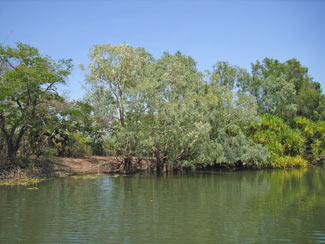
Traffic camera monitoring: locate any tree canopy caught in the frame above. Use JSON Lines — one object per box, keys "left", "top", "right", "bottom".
{"left": 85, "top": 44, "right": 270, "bottom": 171}
{"left": 1, "top": 42, "right": 324, "bottom": 173}
{"left": 0, "top": 43, "right": 72, "bottom": 168}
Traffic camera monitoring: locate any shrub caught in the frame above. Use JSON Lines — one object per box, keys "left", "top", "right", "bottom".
{"left": 67, "top": 133, "right": 92, "bottom": 157}
{"left": 269, "top": 155, "right": 307, "bottom": 168}
{"left": 249, "top": 114, "right": 308, "bottom": 167}
{"left": 295, "top": 117, "right": 325, "bottom": 162}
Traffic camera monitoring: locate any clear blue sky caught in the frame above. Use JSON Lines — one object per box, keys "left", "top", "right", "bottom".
{"left": 1, "top": 0, "right": 324, "bottom": 100}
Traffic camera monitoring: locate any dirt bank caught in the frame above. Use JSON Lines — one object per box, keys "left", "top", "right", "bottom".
{"left": 0, "top": 156, "right": 153, "bottom": 185}
{"left": 50, "top": 156, "right": 152, "bottom": 176}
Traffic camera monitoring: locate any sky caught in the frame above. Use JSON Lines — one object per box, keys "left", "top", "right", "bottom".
{"left": 1, "top": 0, "right": 324, "bottom": 100}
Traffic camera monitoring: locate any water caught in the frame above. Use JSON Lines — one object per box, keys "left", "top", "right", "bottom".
{"left": 1, "top": 167, "right": 325, "bottom": 244}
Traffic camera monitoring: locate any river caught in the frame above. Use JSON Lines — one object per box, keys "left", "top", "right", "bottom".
{"left": 1, "top": 167, "right": 325, "bottom": 243}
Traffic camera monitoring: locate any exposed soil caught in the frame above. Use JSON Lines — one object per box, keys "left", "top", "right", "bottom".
{"left": 50, "top": 156, "right": 152, "bottom": 176}
{"left": 0, "top": 155, "right": 158, "bottom": 183}
{"left": 0, "top": 156, "right": 154, "bottom": 186}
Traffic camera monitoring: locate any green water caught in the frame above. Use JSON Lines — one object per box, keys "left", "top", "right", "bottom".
{"left": 1, "top": 167, "right": 325, "bottom": 244}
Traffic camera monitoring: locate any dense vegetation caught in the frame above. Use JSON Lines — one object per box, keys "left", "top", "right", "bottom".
{"left": 1, "top": 43, "right": 324, "bottom": 173}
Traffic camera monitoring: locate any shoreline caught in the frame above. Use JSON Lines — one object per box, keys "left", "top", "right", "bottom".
{"left": 0, "top": 156, "right": 150, "bottom": 186}
{"left": 0, "top": 156, "right": 324, "bottom": 186}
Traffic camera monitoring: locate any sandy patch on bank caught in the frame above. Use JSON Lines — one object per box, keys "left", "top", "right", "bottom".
{"left": 51, "top": 156, "right": 122, "bottom": 175}
{"left": 51, "top": 156, "right": 152, "bottom": 176}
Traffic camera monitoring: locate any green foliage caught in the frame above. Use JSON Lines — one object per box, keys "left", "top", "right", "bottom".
{"left": 238, "top": 58, "right": 325, "bottom": 121}
{"left": 85, "top": 43, "right": 153, "bottom": 129}
{"left": 59, "top": 101, "right": 104, "bottom": 156}
{"left": 249, "top": 114, "right": 307, "bottom": 168}
{"left": 209, "top": 61, "right": 251, "bottom": 91}
{"left": 0, "top": 42, "right": 72, "bottom": 167}
{"left": 0, "top": 43, "right": 105, "bottom": 170}
{"left": 296, "top": 88, "right": 325, "bottom": 121}
{"left": 269, "top": 156, "right": 308, "bottom": 169}
{"left": 295, "top": 117, "right": 325, "bottom": 162}
{"left": 2, "top": 42, "right": 323, "bottom": 172}
{"left": 143, "top": 95, "right": 220, "bottom": 169}
{"left": 200, "top": 84, "right": 269, "bottom": 166}
{"left": 41, "top": 100, "right": 104, "bottom": 157}
{"left": 85, "top": 44, "right": 269, "bottom": 171}
{"left": 66, "top": 132, "right": 92, "bottom": 157}
{"left": 215, "top": 131, "right": 269, "bottom": 166}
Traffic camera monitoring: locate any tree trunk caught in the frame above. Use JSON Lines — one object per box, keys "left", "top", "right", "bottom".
{"left": 156, "top": 155, "right": 165, "bottom": 173}
{"left": 5, "top": 126, "right": 27, "bottom": 165}
{"left": 120, "top": 157, "right": 133, "bottom": 173}
{"left": 119, "top": 108, "right": 125, "bottom": 127}
{"left": 6, "top": 139, "right": 17, "bottom": 165}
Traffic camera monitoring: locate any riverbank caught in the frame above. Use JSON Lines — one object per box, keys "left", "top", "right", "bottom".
{"left": 1, "top": 156, "right": 324, "bottom": 186}
{"left": 0, "top": 156, "right": 151, "bottom": 186}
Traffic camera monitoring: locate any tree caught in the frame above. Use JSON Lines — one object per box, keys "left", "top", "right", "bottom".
{"left": 41, "top": 100, "right": 104, "bottom": 157}
{"left": 238, "top": 57, "right": 324, "bottom": 120}
{"left": 85, "top": 45, "right": 269, "bottom": 171}
{"left": 296, "top": 87, "right": 325, "bottom": 121}
{"left": 199, "top": 82, "right": 269, "bottom": 167}
{"left": 0, "top": 42, "right": 72, "bottom": 167}
{"left": 85, "top": 43, "right": 154, "bottom": 171}
{"left": 85, "top": 43, "right": 153, "bottom": 129}
{"left": 143, "top": 51, "right": 211, "bottom": 171}
{"left": 209, "top": 61, "right": 250, "bottom": 91}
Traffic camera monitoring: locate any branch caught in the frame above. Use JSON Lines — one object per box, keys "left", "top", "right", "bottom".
{"left": 45, "top": 81, "right": 56, "bottom": 92}
{"left": 14, "top": 98, "right": 23, "bottom": 111}
{"left": 0, "top": 56, "right": 16, "bottom": 71}
{"left": 5, "top": 57, "right": 16, "bottom": 70}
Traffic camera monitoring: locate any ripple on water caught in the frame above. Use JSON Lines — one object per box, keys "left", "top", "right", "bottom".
{"left": 1, "top": 168, "right": 325, "bottom": 244}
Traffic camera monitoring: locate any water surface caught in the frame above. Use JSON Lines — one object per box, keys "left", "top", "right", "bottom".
{"left": 1, "top": 167, "right": 325, "bottom": 243}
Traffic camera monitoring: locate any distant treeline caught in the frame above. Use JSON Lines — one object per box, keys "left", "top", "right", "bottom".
{"left": 0, "top": 43, "right": 324, "bottom": 172}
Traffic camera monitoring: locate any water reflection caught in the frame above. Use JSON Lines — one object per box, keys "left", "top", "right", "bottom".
{"left": 0, "top": 167, "right": 324, "bottom": 243}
